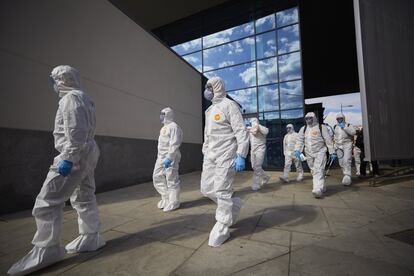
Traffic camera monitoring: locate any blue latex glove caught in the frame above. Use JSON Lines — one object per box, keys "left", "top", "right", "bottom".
{"left": 330, "top": 153, "right": 338, "bottom": 161}
{"left": 245, "top": 122, "right": 252, "bottom": 127}
{"left": 57, "top": 160, "right": 73, "bottom": 176}
{"left": 163, "top": 158, "right": 172, "bottom": 169}
{"left": 339, "top": 122, "right": 346, "bottom": 129}
{"left": 235, "top": 155, "right": 245, "bottom": 172}
{"left": 293, "top": 150, "right": 301, "bottom": 160}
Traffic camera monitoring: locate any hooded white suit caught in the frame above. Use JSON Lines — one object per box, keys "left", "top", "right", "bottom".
{"left": 249, "top": 118, "right": 270, "bottom": 190}
{"left": 8, "top": 65, "right": 105, "bottom": 276}
{"left": 295, "top": 112, "right": 334, "bottom": 195}
{"left": 201, "top": 77, "right": 249, "bottom": 247}
{"left": 334, "top": 113, "right": 356, "bottom": 185}
{"left": 282, "top": 124, "right": 304, "bottom": 182}
{"left": 153, "top": 107, "right": 183, "bottom": 212}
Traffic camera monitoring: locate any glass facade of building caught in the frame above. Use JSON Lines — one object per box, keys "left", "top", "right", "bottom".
{"left": 171, "top": 7, "right": 304, "bottom": 169}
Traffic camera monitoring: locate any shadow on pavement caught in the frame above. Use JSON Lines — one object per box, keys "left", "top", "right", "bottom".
{"left": 34, "top": 203, "right": 317, "bottom": 275}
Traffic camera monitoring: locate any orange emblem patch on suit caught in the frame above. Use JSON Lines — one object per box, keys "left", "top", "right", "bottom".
{"left": 214, "top": 114, "right": 221, "bottom": 121}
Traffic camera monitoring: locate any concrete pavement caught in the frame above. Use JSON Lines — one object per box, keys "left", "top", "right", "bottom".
{"left": 1, "top": 169, "right": 413, "bottom": 275}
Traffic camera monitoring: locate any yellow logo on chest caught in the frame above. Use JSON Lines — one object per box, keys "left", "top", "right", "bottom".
{"left": 214, "top": 114, "right": 221, "bottom": 121}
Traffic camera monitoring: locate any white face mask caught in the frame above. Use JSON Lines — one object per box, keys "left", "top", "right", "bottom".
{"left": 305, "top": 117, "right": 314, "bottom": 125}
{"left": 160, "top": 113, "right": 165, "bottom": 123}
{"left": 204, "top": 89, "right": 214, "bottom": 101}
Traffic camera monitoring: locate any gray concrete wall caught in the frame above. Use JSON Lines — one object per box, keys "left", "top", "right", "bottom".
{"left": 354, "top": 0, "right": 414, "bottom": 161}
{"left": 0, "top": 127, "right": 202, "bottom": 214}
{"left": 0, "top": 0, "right": 203, "bottom": 214}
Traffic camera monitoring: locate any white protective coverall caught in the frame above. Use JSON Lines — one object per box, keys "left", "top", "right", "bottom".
{"left": 353, "top": 145, "right": 362, "bottom": 176}
{"left": 281, "top": 124, "right": 304, "bottom": 182}
{"left": 201, "top": 77, "right": 249, "bottom": 247}
{"left": 333, "top": 113, "right": 356, "bottom": 185}
{"left": 249, "top": 118, "right": 270, "bottom": 191}
{"left": 153, "top": 107, "right": 183, "bottom": 212}
{"left": 295, "top": 112, "right": 335, "bottom": 197}
{"left": 8, "top": 65, "right": 105, "bottom": 276}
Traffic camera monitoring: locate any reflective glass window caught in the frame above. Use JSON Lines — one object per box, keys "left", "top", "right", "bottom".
{"left": 278, "top": 24, "right": 300, "bottom": 54}
{"left": 255, "top": 14, "right": 275, "bottom": 33}
{"left": 258, "top": 84, "right": 279, "bottom": 112}
{"left": 280, "top": 80, "right": 303, "bottom": 110}
{"left": 256, "top": 31, "right": 277, "bottom": 59}
{"left": 203, "top": 37, "right": 255, "bottom": 71}
{"left": 278, "top": 52, "right": 301, "bottom": 81}
{"left": 203, "top": 22, "right": 254, "bottom": 48}
{"left": 257, "top": 57, "right": 278, "bottom": 85}
{"left": 227, "top": 88, "right": 257, "bottom": 114}
{"left": 171, "top": 38, "right": 201, "bottom": 56}
{"left": 281, "top": 108, "right": 304, "bottom": 133}
{"left": 204, "top": 62, "right": 256, "bottom": 91}
{"left": 182, "top": 51, "right": 202, "bottom": 72}
{"left": 276, "top": 7, "right": 299, "bottom": 28}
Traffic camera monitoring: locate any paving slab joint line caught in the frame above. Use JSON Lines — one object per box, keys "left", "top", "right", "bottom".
{"left": 320, "top": 206, "right": 335, "bottom": 237}
{"left": 100, "top": 212, "right": 155, "bottom": 221}
{"left": 108, "top": 227, "right": 193, "bottom": 247}
{"left": 336, "top": 192, "right": 352, "bottom": 209}
{"left": 227, "top": 251, "right": 291, "bottom": 275}
{"left": 358, "top": 213, "right": 398, "bottom": 230}
{"left": 387, "top": 206, "right": 414, "bottom": 217}
{"left": 264, "top": 225, "right": 335, "bottom": 239}
{"left": 184, "top": 225, "right": 209, "bottom": 233}
{"left": 334, "top": 227, "right": 414, "bottom": 273}
{"left": 102, "top": 228, "right": 131, "bottom": 235}
{"left": 57, "top": 230, "right": 142, "bottom": 275}
{"left": 100, "top": 216, "right": 139, "bottom": 233}
{"left": 159, "top": 240, "right": 200, "bottom": 251}
{"left": 54, "top": 247, "right": 107, "bottom": 275}
{"left": 338, "top": 194, "right": 385, "bottom": 215}
{"left": 368, "top": 227, "right": 391, "bottom": 247}
{"left": 170, "top": 236, "right": 209, "bottom": 274}
{"left": 265, "top": 226, "right": 335, "bottom": 238}
{"left": 245, "top": 236, "right": 290, "bottom": 248}
{"left": 247, "top": 208, "right": 267, "bottom": 241}
{"left": 367, "top": 226, "right": 414, "bottom": 262}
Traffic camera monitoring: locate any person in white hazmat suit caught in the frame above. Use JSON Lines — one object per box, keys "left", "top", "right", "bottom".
{"left": 333, "top": 113, "right": 356, "bottom": 186}
{"left": 8, "top": 65, "right": 105, "bottom": 276}
{"left": 153, "top": 107, "right": 183, "bottom": 212}
{"left": 201, "top": 77, "right": 249, "bottom": 247}
{"left": 353, "top": 143, "right": 362, "bottom": 176}
{"left": 293, "top": 112, "right": 336, "bottom": 198}
{"left": 280, "top": 124, "right": 304, "bottom": 183}
{"left": 353, "top": 127, "right": 363, "bottom": 176}
{"left": 248, "top": 118, "right": 271, "bottom": 191}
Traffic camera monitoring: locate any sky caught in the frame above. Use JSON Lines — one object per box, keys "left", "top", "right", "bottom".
{"left": 305, "top": 92, "right": 362, "bottom": 127}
